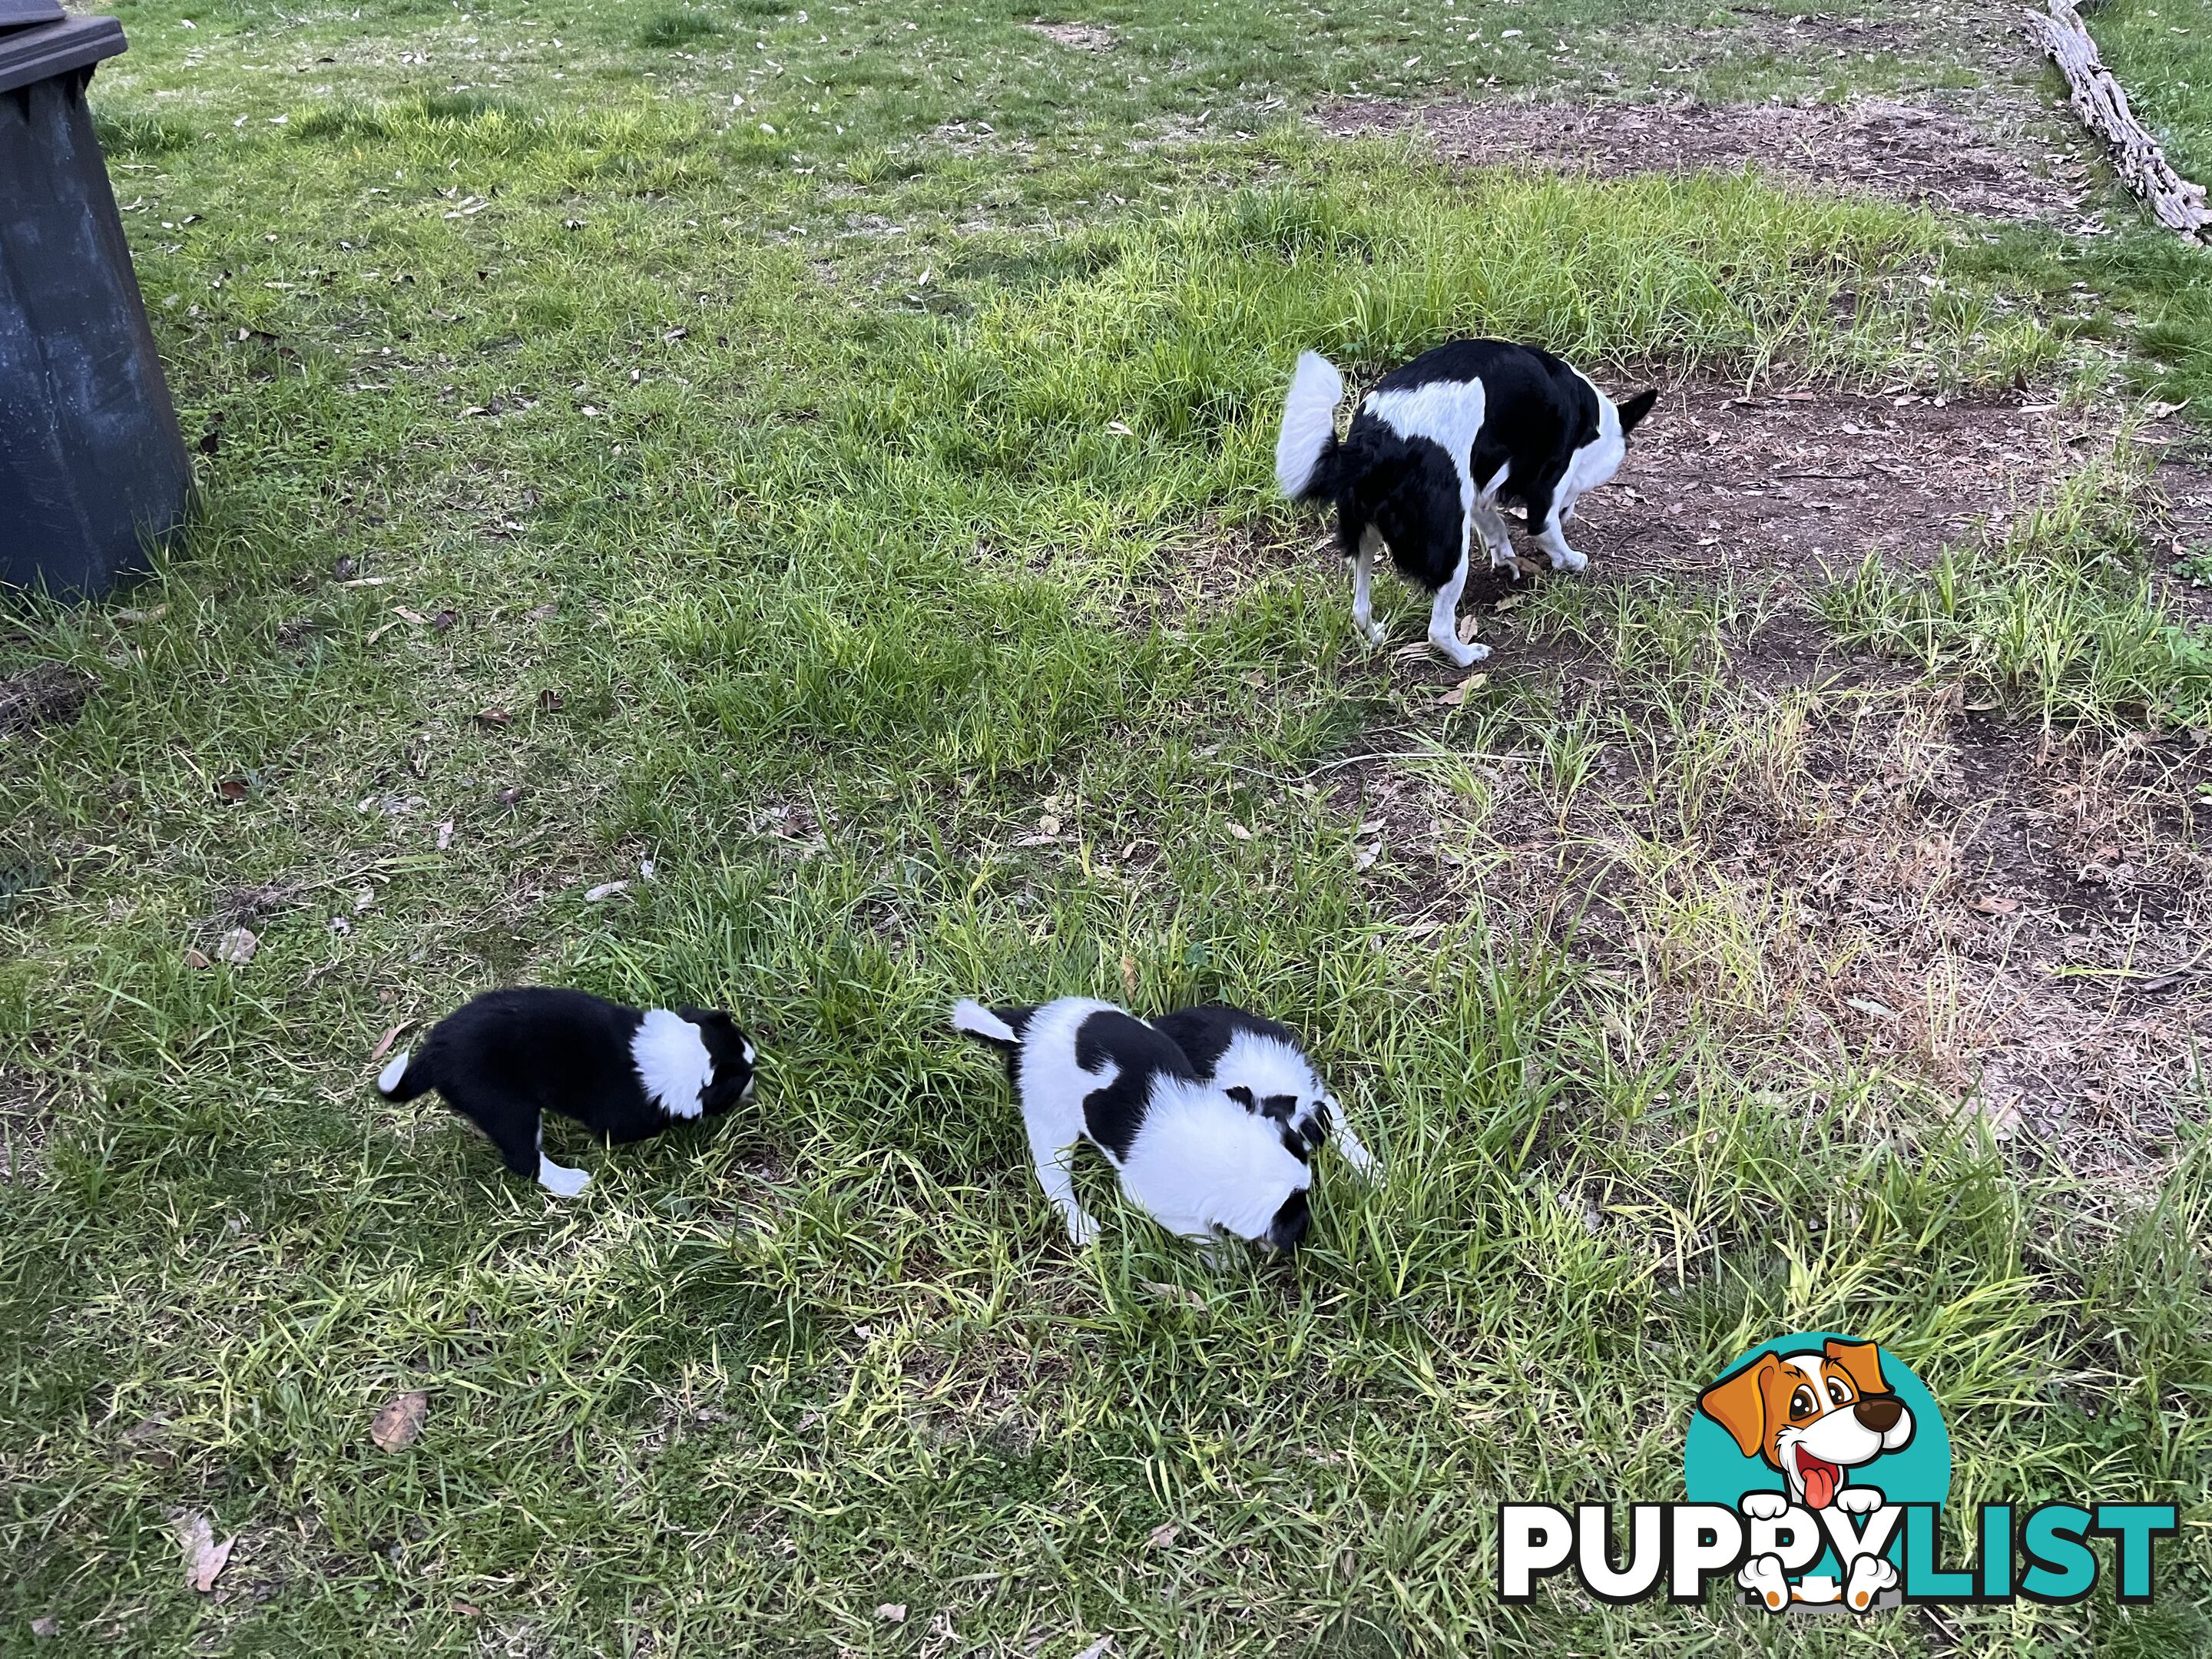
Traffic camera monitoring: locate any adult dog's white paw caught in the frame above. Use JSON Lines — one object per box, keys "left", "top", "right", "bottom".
{"left": 1846, "top": 1553, "right": 1899, "bottom": 1611}
{"left": 1359, "top": 619, "right": 1388, "bottom": 646}
{"left": 1548, "top": 548, "right": 1589, "bottom": 574}
{"left": 1740, "top": 1491, "right": 1790, "bottom": 1521}
{"left": 1833, "top": 1485, "right": 1884, "bottom": 1515}
{"left": 1432, "top": 637, "right": 1491, "bottom": 667}
{"left": 1737, "top": 1554, "right": 1790, "bottom": 1613}
{"left": 1063, "top": 1210, "right": 1101, "bottom": 1248}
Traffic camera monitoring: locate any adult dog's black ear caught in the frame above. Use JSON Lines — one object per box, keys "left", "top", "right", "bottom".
{"left": 1224, "top": 1085, "right": 1257, "bottom": 1112}
{"left": 1618, "top": 388, "right": 1659, "bottom": 438}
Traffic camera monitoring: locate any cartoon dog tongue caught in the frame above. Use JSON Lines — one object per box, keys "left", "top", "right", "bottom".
{"left": 1801, "top": 1456, "right": 1840, "bottom": 1510}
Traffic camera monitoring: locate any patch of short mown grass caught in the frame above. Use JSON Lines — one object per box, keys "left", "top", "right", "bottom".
{"left": 1820, "top": 440, "right": 2212, "bottom": 727}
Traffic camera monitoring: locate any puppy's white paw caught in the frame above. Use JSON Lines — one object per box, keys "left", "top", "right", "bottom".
{"left": 1432, "top": 637, "right": 1491, "bottom": 668}
{"left": 1063, "top": 1210, "right": 1101, "bottom": 1249}
{"left": 1740, "top": 1491, "right": 1790, "bottom": 1521}
{"left": 1846, "top": 1553, "right": 1899, "bottom": 1611}
{"left": 537, "top": 1158, "right": 591, "bottom": 1198}
{"left": 1833, "top": 1484, "right": 1884, "bottom": 1515}
{"left": 1737, "top": 1554, "right": 1790, "bottom": 1613}
{"left": 1358, "top": 618, "right": 1387, "bottom": 646}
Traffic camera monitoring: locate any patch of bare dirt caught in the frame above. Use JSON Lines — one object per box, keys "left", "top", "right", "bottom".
{"left": 1025, "top": 20, "right": 1114, "bottom": 50}
{"left": 1325, "top": 96, "right": 2094, "bottom": 226}
{"left": 0, "top": 663, "right": 95, "bottom": 737}
{"left": 1331, "top": 683, "right": 2211, "bottom": 1185}
{"left": 1571, "top": 382, "right": 2065, "bottom": 586}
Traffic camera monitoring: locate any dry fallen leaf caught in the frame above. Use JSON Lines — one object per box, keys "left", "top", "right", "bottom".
{"left": 177, "top": 1512, "right": 233, "bottom": 1593}
{"left": 392, "top": 606, "right": 431, "bottom": 625}
{"left": 1968, "top": 896, "right": 2022, "bottom": 916}
{"left": 875, "top": 1604, "right": 907, "bottom": 1624}
{"left": 1071, "top": 1639, "right": 1115, "bottom": 1659}
{"left": 475, "top": 708, "right": 512, "bottom": 728}
{"left": 114, "top": 604, "right": 169, "bottom": 625}
{"left": 1225, "top": 822, "right": 1253, "bottom": 841}
{"left": 584, "top": 881, "right": 629, "bottom": 902}
{"left": 214, "top": 927, "right": 258, "bottom": 965}
{"left": 1120, "top": 953, "right": 1137, "bottom": 1002}
{"left": 217, "top": 777, "right": 249, "bottom": 802}
{"left": 1104, "top": 419, "right": 1134, "bottom": 436}
{"left": 1456, "top": 614, "right": 1483, "bottom": 644}
{"left": 1038, "top": 812, "right": 1061, "bottom": 837}
{"left": 369, "top": 1389, "right": 429, "bottom": 1452}
{"left": 1147, "top": 1522, "right": 1180, "bottom": 1551}
{"left": 367, "top": 1023, "right": 406, "bottom": 1065}
{"left": 1141, "top": 1280, "right": 1205, "bottom": 1311}
{"left": 525, "top": 603, "right": 558, "bottom": 621}
{"left": 31, "top": 1617, "right": 58, "bottom": 1637}
{"left": 1844, "top": 995, "right": 1899, "bottom": 1022}
{"left": 1353, "top": 844, "right": 1380, "bottom": 873}
{"left": 495, "top": 786, "right": 523, "bottom": 806}
{"left": 183, "top": 946, "right": 211, "bottom": 969}
{"left": 1439, "top": 671, "right": 1488, "bottom": 707}
{"left": 2146, "top": 399, "right": 2186, "bottom": 420}
{"left": 435, "top": 820, "right": 454, "bottom": 850}
{"left": 429, "top": 609, "right": 459, "bottom": 633}
{"left": 537, "top": 688, "right": 563, "bottom": 714}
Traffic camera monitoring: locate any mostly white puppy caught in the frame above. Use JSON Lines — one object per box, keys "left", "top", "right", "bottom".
{"left": 1149, "top": 1003, "right": 1379, "bottom": 1181}
{"left": 376, "top": 987, "right": 757, "bottom": 1196}
{"left": 952, "top": 996, "right": 1313, "bottom": 1253}
{"left": 1276, "top": 338, "right": 1658, "bottom": 665}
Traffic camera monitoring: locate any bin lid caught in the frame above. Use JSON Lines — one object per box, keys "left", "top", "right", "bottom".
{"left": 0, "top": 0, "right": 67, "bottom": 29}
{"left": 0, "top": 8, "right": 125, "bottom": 93}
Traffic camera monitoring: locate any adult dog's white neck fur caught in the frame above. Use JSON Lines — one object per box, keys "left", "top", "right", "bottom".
{"left": 631, "top": 1008, "right": 712, "bottom": 1119}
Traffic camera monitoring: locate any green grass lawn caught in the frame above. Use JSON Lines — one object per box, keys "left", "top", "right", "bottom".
{"left": 5, "top": 0, "right": 2212, "bottom": 1651}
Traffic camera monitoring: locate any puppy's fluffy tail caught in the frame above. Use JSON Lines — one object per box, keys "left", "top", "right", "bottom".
{"left": 376, "top": 1048, "right": 432, "bottom": 1101}
{"left": 1275, "top": 349, "right": 1345, "bottom": 501}
{"left": 951, "top": 998, "right": 1026, "bottom": 1051}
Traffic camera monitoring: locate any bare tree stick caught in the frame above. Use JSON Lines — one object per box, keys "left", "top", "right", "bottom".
{"left": 2028, "top": 0, "right": 2212, "bottom": 243}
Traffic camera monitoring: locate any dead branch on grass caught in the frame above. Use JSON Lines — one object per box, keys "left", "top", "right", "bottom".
{"left": 2028, "top": 0, "right": 2212, "bottom": 243}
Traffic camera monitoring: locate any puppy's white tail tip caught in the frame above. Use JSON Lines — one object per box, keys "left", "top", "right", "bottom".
{"left": 951, "top": 998, "right": 1018, "bottom": 1046}
{"left": 1275, "top": 349, "right": 1344, "bottom": 499}
{"left": 376, "top": 1050, "right": 412, "bottom": 1095}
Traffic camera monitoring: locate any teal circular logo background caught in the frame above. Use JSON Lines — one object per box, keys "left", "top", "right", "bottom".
{"left": 1685, "top": 1332, "right": 1950, "bottom": 1545}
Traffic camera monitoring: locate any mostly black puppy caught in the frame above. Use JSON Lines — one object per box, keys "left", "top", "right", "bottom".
{"left": 1149, "top": 1004, "right": 1379, "bottom": 1181}
{"left": 952, "top": 996, "right": 1313, "bottom": 1254}
{"left": 1276, "top": 339, "right": 1658, "bottom": 665}
{"left": 376, "top": 987, "right": 756, "bottom": 1195}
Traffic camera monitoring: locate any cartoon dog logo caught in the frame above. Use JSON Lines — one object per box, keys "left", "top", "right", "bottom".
{"left": 1697, "top": 1338, "right": 1916, "bottom": 1611}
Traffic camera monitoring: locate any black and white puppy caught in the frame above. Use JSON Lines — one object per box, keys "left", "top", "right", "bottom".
{"left": 952, "top": 996, "right": 1313, "bottom": 1253}
{"left": 1276, "top": 339, "right": 1658, "bottom": 666}
{"left": 376, "top": 987, "right": 757, "bottom": 1196}
{"left": 1149, "top": 1004, "right": 1379, "bottom": 1181}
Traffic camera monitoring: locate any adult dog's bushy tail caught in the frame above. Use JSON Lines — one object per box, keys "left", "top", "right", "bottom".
{"left": 376, "top": 1048, "right": 432, "bottom": 1101}
{"left": 1275, "top": 350, "right": 1344, "bottom": 501}
{"left": 951, "top": 999, "right": 1028, "bottom": 1051}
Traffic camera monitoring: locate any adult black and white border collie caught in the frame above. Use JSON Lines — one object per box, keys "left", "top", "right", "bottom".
{"left": 952, "top": 996, "right": 1314, "bottom": 1254}
{"left": 1276, "top": 339, "right": 1658, "bottom": 666}
{"left": 376, "top": 987, "right": 757, "bottom": 1196}
{"left": 1149, "top": 1003, "right": 1379, "bottom": 1182}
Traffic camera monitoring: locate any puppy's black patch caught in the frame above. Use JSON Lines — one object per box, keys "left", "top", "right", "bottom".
{"left": 1267, "top": 1187, "right": 1311, "bottom": 1253}
{"left": 1074, "top": 1008, "right": 1197, "bottom": 1159}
